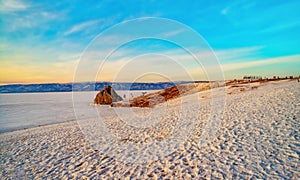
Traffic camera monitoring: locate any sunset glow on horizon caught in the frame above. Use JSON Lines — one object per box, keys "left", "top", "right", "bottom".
{"left": 1, "top": 0, "right": 300, "bottom": 85}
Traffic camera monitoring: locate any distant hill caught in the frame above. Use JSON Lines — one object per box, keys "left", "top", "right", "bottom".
{"left": 0, "top": 81, "right": 205, "bottom": 93}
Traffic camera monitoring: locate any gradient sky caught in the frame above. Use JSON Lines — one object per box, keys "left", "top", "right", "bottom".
{"left": 1, "top": 0, "right": 300, "bottom": 84}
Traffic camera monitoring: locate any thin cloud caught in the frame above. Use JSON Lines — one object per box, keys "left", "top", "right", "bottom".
{"left": 220, "top": 0, "right": 256, "bottom": 16}
{"left": 64, "top": 20, "right": 100, "bottom": 36}
{"left": 58, "top": 53, "right": 81, "bottom": 61}
{"left": 260, "top": 21, "right": 300, "bottom": 33}
{"left": 63, "top": 16, "right": 119, "bottom": 36}
{"left": 1, "top": 2, "right": 67, "bottom": 32}
{"left": 0, "top": 43, "right": 8, "bottom": 51}
{"left": 160, "top": 29, "right": 185, "bottom": 38}
{"left": 0, "top": 0, "right": 29, "bottom": 12}
{"left": 215, "top": 46, "right": 264, "bottom": 62}
{"left": 221, "top": 54, "right": 300, "bottom": 71}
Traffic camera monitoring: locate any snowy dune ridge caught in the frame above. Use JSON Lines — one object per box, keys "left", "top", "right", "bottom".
{"left": 0, "top": 79, "right": 299, "bottom": 179}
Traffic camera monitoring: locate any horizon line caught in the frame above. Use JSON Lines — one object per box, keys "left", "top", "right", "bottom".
{"left": 1, "top": 75, "right": 299, "bottom": 86}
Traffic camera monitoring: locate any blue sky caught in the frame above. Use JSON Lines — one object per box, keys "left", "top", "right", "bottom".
{"left": 0, "top": 0, "right": 299, "bottom": 84}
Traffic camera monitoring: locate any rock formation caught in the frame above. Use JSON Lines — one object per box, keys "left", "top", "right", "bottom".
{"left": 111, "top": 82, "right": 223, "bottom": 108}
{"left": 94, "top": 86, "right": 123, "bottom": 105}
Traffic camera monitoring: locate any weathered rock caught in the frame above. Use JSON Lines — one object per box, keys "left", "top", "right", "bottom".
{"left": 112, "top": 83, "right": 201, "bottom": 108}
{"left": 110, "top": 86, "right": 123, "bottom": 102}
{"left": 94, "top": 86, "right": 123, "bottom": 105}
{"left": 111, "top": 82, "right": 218, "bottom": 108}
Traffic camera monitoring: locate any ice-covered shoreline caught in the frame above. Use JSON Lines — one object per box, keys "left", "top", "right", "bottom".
{"left": 0, "top": 90, "right": 159, "bottom": 133}
{"left": 0, "top": 80, "right": 299, "bottom": 179}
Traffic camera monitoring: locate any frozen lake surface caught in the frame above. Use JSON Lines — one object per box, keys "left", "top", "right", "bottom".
{"left": 0, "top": 90, "right": 158, "bottom": 133}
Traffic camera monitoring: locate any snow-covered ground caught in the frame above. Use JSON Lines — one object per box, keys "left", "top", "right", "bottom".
{"left": 0, "top": 90, "right": 159, "bottom": 133}
{"left": 0, "top": 80, "right": 299, "bottom": 179}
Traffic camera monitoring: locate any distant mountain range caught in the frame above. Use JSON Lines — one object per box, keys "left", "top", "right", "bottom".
{"left": 0, "top": 81, "right": 206, "bottom": 93}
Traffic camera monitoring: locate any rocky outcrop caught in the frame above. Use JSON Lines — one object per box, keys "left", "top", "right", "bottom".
{"left": 111, "top": 82, "right": 226, "bottom": 108}
{"left": 94, "top": 86, "right": 123, "bottom": 105}
{"left": 111, "top": 82, "right": 211, "bottom": 108}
